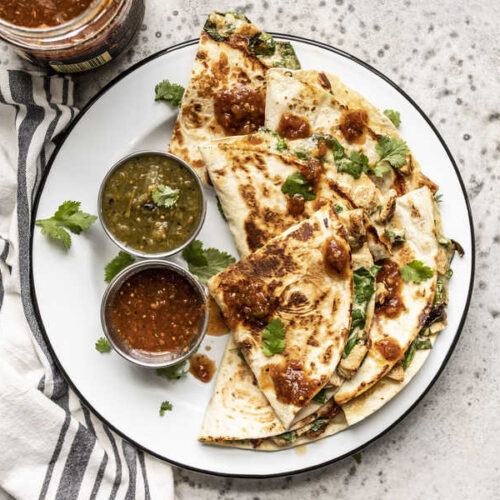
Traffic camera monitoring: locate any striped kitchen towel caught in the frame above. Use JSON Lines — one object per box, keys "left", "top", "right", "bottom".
{"left": 0, "top": 70, "right": 174, "bottom": 500}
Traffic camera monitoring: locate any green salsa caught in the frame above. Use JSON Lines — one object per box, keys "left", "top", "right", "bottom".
{"left": 101, "top": 154, "right": 203, "bottom": 254}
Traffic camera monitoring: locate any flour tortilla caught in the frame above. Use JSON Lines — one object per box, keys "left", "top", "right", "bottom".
{"left": 199, "top": 213, "right": 375, "bottom": 445}
{"left": 200, "top": 130, "right": 390, "bottom": 259}
{"left": 264, "top": 68, "right": 437, "bottom": 197}
{"left": 199, "top": 335, "right": 346, "bottom": 445}
{"left": 335, "top": 187, "right": 439, "bottom": 405}
{"left": 208, "top": 207, "right": 353, "bottom": 428}
{"left": 169, "top": 12, "right": 300, "bottom": 182}
{"left": 341, "top": 335, "right": 437, "bottom": 425}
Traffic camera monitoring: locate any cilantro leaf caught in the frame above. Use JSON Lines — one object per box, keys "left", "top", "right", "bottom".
{"left": 36, "top": 219, "right": 72, "bottom": 248}
{"left": 159, "top": 400, "right": 173, "bottom": 416}
{"left": 446, "top": 268, "right": 453, "bottom": 279}
{"left": 400, "top": 260, "right": 433, "bottom": 283}
{"left": 154, "top": 79, "right": 184, "bottom": 106}
{"left": 383, "top": 109, "right": 401, "bottom": 127}
{"left": 336, "top": 150, "right": 369, "bottom": 179}
{"left": 312, "top": 388, "right": 327, "bottom": 404}
{"left": 95, "top": 337, "right": 111, "bottom": 353}
{"left": 281, "top": 172, "right": 316, "bottom": 201}
{"left": 182, "top": 240, "right": 236, "bottom": 284}
{"left": 261, "top": 318, "right": 286, "bottom": 357}
{"left": 375, "top": 136, "right": 409, "bottom": 169}
{"left": 434, "top": 193, "right": 443, "bottom": 203}
{"left": 152, "top": 184, "right": 179, "bottom": 208}
{"left": 182, "top": 239, "right": 208, "bottom": 266}
{"left": 104, "top": 251, "right": 135, "bottom": 282}
{"left": 368, "top": 163, "right": 392, "bottom": 178}
{"left": 334, "top": 204, "right": 343, "bottom": 213}
{"left": 35, "top": 200, "right": 97, "bottom": 248}
{"left": 156, "top": 360, "right": 188, "bottom": 380}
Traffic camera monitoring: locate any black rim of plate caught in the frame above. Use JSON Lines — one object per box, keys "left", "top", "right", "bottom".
{"left": 30, "top": 34, "right": 476, "bottom": 479}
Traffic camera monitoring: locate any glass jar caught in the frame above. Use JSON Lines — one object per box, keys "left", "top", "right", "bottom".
{"left": 0, "top": 0, "right": 144, "bottom": 73}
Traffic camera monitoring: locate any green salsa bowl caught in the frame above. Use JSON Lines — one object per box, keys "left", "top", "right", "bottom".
{"left": 98, "top": 151, "right": 206, "bottom": 258}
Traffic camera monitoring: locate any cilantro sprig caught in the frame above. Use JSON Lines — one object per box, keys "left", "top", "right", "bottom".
{"left": 152, "top": 184, "right": 179, "bottom": 208}
{"left": 182, "top": 240, "right": 236, "bottom": 283}
{"left": 35, "top": 201, "right": 97, "bottom": 249}
{"left": 281, "top": 172, "right": 316, "bottom": 200}
{"left": 154, "top": 79, "right": 184, "bottom": 106}
{"left": 375, "top": 136, "right": 409, "bottom": 169}
{"left": 261, "top": 318, "right": 286, "bottom": 357}
{"left": 336, "top": 150, "right": 369, "bottom": 179}
{"left": 95, "top": 337, "right": 111, "bottom": 353}
{"left": 159, "top": 400, "right": 173, "bottom": 416}
{"left": 383, "top": 109, "right": 401, "bottom": 127}
{"left": 104, "top": 251, "right": 135, "bottom": 282}
{"left": 400, "top": 260, "right": 433, "bottom": 283}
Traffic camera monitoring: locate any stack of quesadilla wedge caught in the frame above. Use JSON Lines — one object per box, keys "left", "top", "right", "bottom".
{"left": 167, "top": 15, "right": 460, "bottom": 450}
{"left": 169, "top": 12, "right": 300, "bottom": 182}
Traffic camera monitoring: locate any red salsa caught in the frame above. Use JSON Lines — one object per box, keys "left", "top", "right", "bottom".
{"left": 189, "top": 353, "right": 215, "bottom": 383}
{"left": 110, "top": 268, "right": 204, "bottom": 353}
{"left": 0, "top": 0, "right": 94, "bottom": 28}
{"left": 375, "top": 259, "right": 404, "bottom": 318}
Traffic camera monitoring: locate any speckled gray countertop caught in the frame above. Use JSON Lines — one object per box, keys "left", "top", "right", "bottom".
{"left": 2, "top": 0, "right": 499, "bottom": 498}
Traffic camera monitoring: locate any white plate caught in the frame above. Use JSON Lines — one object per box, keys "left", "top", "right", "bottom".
{"left": 31, "top": 36, "right": 474, "bottom": 477}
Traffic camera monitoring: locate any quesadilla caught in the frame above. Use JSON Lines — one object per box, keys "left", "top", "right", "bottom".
{"left": 207, "top": 207, "right": 353, "bottom": 428}
{"left": 169, "top": 11, "right": 300, "bottom": 182}
{"left": 264, "top": 68, "right": 439, "bottom": 198}
{"left": 199, "top": 335, "right": 347, "bottom": 448}
{"left": 200, "top": 210, "right": 377, "bottom": 448}
{"left": 335, "top": 187, "right": 440, "bottom": 404}
{"left": 200, "top": 129, "right": 391, "bottom": 259}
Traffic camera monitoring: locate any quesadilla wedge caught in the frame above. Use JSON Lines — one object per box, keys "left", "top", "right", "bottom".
{"left": 335, "top": 187, "right": 440, "bottom": 405}
{"left": 200, "top": 129, "right": 391, "bottom": 259}
{"left": 169, "top": 11, "right": 300, "bottom": 182}
{"left": 264, "top": 68, "right": 438, "bottom": 198}
{"left": 199, "top": 335, "right": 347, "bottom": 447}
{"left": 208, "top": 207, "right": 353, "bottom": 428}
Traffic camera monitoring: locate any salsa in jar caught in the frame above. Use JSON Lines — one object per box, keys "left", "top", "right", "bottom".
{"left": 0, "top": 0, "right": 144, "bottom": 73}
{"left": 110, "top": 267, "right": 205, "bottom": 354}
{"left": 100, "top": 153, "right": 205, "bottom": 256}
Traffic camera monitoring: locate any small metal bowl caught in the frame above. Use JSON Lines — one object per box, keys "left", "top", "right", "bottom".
{"left": 101, "top": 259, "right": 208, "bottom": 368}
{"left": 97, "top": 151, "right": 206, "bottom": 259}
